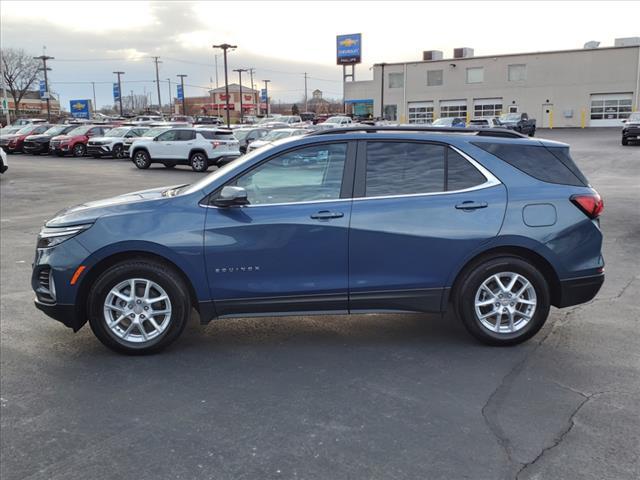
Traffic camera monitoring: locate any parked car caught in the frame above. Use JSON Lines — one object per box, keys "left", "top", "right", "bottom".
{"left": 130, "top": 127, "right": 240, "bottom": 172}
{"left": 314, "top": 116, "right": 354, "bottom": 130}
{"left": 233, "top": 127, "right": 269, "bottom": 153}
{"left": 11, "top": 118, "right": 48, "bottom": 126}
{"left": 256, "top": 115, "right": 300, "bottom": 128}
{"left": 468, "top": 117, "right": 501, "bottom": 128}
{"left": 194, "top": 116, "right": 224, "bottom": 126}
{"left": 23, "top": 125, "right": 78, "bottom": 155}
{"left": 49, "top": 125, "right": 109, "bottom": 157}
{"left": 87, "top": 126, "right": 149, "bottom": 159}
{"left": 31, "top": 126, "right": 604, "bottom": 354}
{"left": 131, "top": 115, "right": 163, "bottom": 126}
{"left": 498, "top": 113, "right": 536, "bottom": 136}
{"left": 300, "top": 112, "right": 316, "bottom": 123}
{"left": 1, "top": 125, "right": 24, "bottom": 136}
{"left": 621, "top": 112, "right": 640, "bottom": 146}
{"left": 169, "top": 116, "right": 194, "bottom": 124}
{"left": 122, "top": 126, "right": 172, "bottom": 156}
{"left": 246, "top": 128, "right": 311, "bottom": 152}
{"left": 0, "top": 123, "right": 51, "bottom": 153}
{"left": 0, "top": 148, "right": 7, "bottom": 174}
{"left": 432, "top": 117, "right": 466, "bottom": 128}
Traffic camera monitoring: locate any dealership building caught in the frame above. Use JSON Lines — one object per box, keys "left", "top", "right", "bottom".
{"left": 344, "top": 38, "right": 640, "bottom": 127}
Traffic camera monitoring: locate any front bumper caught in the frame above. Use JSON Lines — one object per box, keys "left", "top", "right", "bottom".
{"left": 556, "top": 273, "right": 604, "bottom": 308}
{"left": 49, "top": 144, "right": 71, "bottom": 154}
{"left": 23, "top": 142, "right": 49, "bottom": 154}
{"left": 87, "top": 145, "right": 113, "bottom": 156}
{"left": 34, "top": 300, "right": 81, "bottom": 330}
{"left": 622, "top": 127, "right": 640, "bottom": 139}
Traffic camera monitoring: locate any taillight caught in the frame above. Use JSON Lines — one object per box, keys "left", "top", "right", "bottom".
{"left": 571, "top": 192, "right": 603, "bottom": 219}
{"left": 211, "top": 141, "right": 221, "bottom": 149}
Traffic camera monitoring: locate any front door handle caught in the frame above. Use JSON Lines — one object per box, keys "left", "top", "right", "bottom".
{"left": 455, "top": 201, "right": 488, "bottom": 211}
{"left": 310, "top": 210, "right": 344, "bottom": 220}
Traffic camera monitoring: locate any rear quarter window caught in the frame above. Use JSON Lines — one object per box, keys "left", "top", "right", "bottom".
{"left": 472, "top": 142, "right": 588, "bottom": 186}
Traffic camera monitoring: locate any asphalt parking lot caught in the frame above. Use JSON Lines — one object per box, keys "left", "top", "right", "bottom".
{"left": 1, "top": 129, "right": 638, "bottom": 480}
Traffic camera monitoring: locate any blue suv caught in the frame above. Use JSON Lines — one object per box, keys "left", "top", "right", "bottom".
{"left": 32, "top": 127, "right": 604, "bottom": 354}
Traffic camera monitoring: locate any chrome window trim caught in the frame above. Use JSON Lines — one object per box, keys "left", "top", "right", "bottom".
{"left": 201, "top": 144, "right": 500, "bottom": 209}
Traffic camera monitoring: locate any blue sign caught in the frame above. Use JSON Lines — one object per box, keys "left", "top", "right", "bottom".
{"left": 336, "top": 33, "right": 362, "bottom": 65}
{"left": 69, "top": 99, "right": 90, "bottom": 119}
{"left": 260, "top": 89, "right": 267, "bottom": 102}
{"left": 39, "top": 80, "right": 47, "bottom": 99}
{"left": 177, "top": 84, "right": 184, "bottom": 101}
{"left": 113, "top": 83, "right": 120, "bottom": 102}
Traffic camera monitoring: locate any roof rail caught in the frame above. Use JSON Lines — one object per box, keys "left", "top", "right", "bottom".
{"left": 308, "top": 125, "right": 527, "bottom": 139}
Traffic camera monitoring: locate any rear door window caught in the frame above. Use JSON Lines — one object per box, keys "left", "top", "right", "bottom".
{"left": 472, "top": 142, "right": 587, "bottom": 186}
{"left": 176, "top": 130, "right": 196, "bottom": 141}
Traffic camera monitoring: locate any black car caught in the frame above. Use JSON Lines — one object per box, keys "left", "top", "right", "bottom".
{"left": 621, "top": 113, "right": 640, "bottom": 146}
{"left": 23, "top": 125, "right": 77, "bottom": 155}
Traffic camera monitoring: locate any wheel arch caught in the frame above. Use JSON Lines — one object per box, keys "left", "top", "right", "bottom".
{"left": 189, "top": 148, "right": 208, "bottom": 160}
{"left": 449, "top": 245, "right": 562, "bottom": 308}
{"left": 131, "top": 146, "right": 149, "bottom": 156}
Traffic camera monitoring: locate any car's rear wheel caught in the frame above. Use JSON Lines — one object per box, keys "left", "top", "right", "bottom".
{"left": 455, "top": 256, "right": 550, "bottom": 346}
{"left": 133, "top": 150, "right": 151, "bottom": 169}
{"left": 528, "top": 127, "right": 536, "bottom": 137}
{"left": 88, "top": 260, "right": 190, "bottom": 354}
{"left": 73, "top": 143, "right": 86, "bottom": 157}
{"left": 189, "top": 152, "right": 209, "bottom": 172}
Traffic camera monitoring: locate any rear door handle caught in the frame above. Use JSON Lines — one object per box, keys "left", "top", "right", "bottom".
{"left": 310, "top": 210, "right": 344, "bottom": 220}
{"left": 455, "top": 201, "right": 488, "bottom": 210}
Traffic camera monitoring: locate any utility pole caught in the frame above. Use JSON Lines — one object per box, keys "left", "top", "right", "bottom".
{"left": 34, "top": 53, "right": 54, "bottom": 121}
{"left": 262, "top": 79, "right": 271, "bottom": 117}
{"left": 214, "top": 54, "right": 220, "bottom": 88}
{"left": 303, "top": 72, "right": 308, "bottom": 113}
{"left": 233, "top": 68, "right": 247, "bottom": 124}
{"left": 113, "top": 71, "right": 124, "bottom": 116}
{"left": 177, "top": 74, "right": 187, "bottom": 116}
{"left": 213, "top": 43, "right": 237, "bottom": 127}
{"left": 91, "top": 81, "right": 97, "bottom": 116}
{"left": 166, "top": 78, "right": 172, "bottom": 115}
{"left": 151, "top": 56, "right": 162, "bottom": 115}
{"left": 248, "top": 68, "right": 256, "bottom": 115}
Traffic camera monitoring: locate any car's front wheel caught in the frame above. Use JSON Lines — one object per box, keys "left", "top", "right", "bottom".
{"left": 622, "top": 137, "right": 629, "bottom": 146}
{"left": 133, "top": 150, "right": 151, "bottom": 169}
{"left": 73, "top": 143, "right": 86, "bottom": 157}
{"left": 113, "top": 144, "right": 124, "bottom": 159}
{"left": 88, "top": 260, "right": 191, "bottom": 354}
{"left": 189, "top": 152, "right": 209, "bottom": 172}
{"left": 455, "top": 256, "right": 550, "bottom": 346}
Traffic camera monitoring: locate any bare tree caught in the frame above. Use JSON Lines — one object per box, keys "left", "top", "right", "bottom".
{"left": 1, "top": 48, "right": 41, "bottom": 117}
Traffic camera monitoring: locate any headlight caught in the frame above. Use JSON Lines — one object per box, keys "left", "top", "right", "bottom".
{"left": 37, "top": 224, "right": 93, "bottom": 248}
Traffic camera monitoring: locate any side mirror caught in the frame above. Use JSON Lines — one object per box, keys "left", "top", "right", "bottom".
{"left": 214, "top": 186, "right": 249, "bottom": 207}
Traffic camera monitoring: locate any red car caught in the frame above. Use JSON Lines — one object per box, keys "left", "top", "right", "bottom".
{"left": 0, "top": 123, "right": 51, "bottom": 153}
{"left": 49, "top": 125, "right": 109, "bottom": 157}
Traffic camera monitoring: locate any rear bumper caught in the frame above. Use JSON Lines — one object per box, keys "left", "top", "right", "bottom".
{"left": 556, "top": 273, "right": 604, "bottom": 308}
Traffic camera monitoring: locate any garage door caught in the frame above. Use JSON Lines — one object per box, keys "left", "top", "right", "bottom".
{"left": 408, "top": 101, "right": 434, "bottom": 124}
{"left": 473, "top": 98, "right": 503, "bottom": 118}
{"left": 439, "top": 99, "right": 467, "bottom": 119}
{"left": 589, "top": 93, "right": 633, "bottom": 127}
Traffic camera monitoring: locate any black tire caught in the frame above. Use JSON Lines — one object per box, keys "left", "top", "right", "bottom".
{"left": 163, "top": 162, "right": 176, "bottom": 169}
{"left": 454, "top": 255, "right": 550, "bottom": 346}
{"left": 133, "top": 150, "right": 151, "bottom": 169}
{"left": 88, "top": 260, "right": 191, "bottom": 355}
{"left": 72, "top": 143, "right": 86, "bottom": 157}
{"left": 189, "top": 152, "right": 209, "bottom": 172}
{"left": 528, "top": 128, "right": 536, "bottom": 137}
{"left": 621, "top": 137, "right": 628, "bottom": 146}
{"left": 112, "top": 144, "right": 124, "bottom": 159}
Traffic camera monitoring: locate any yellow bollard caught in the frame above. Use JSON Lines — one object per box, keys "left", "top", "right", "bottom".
{"left": 581, "top": 108, "right": 586, "bottom": 128}
{"left": 549, "top": 109, "right": 554, "bottom": 129}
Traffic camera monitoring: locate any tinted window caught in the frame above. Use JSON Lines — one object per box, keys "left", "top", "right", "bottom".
{"left": 198, "top": 130, "right": 233, "bottom": 140}
{"left": 176, "top": 130, "right": 195, "bottom": 141}
{"left": 447, "top": 148, "right": 487, "bottom": 190}
{"left": 472, "top": 142, "right": 587, "bottom": 186}
{"left": 230, "top": 143, "right": 347, "bottom": 205}
{"left": 365, "top": 142, "right": 444, "bottom": 197}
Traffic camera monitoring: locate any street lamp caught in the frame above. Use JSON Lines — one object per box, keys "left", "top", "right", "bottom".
{"left": 212, "top": 43, "right": 237, "bottom": 127}
{"left": 177, "top": 74, "right": 187, "bottom": 116}
{"left": 262, "top": 79, "right": 271, "bottom": 116}
{"left": 233, "top": 68, "right": 247, "bottom": 124}
{"left": 113, "top": 71, "right": 124, "bottom": 117}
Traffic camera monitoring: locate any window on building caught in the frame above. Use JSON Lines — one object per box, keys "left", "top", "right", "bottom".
{"left": 466, "top": 67, "right": 484, "bottom": 84}
{"left": 440, "top": 102, "right": 467, "bottom": 118}
{"left": 408, "top": 102, "right": 434, "bottom": 124}
{"left": 427, "top": 70, "right": 443, "bottom": 86}
{"left": 474, "top": 99, "right": 503, "bottom": 118}
{"left": 508, "top": 64, "right": 527, "bottom": 82}
{"left": 591, "top": 98, "right": 633, "bottom": 120}
{"left": 388, "top": 73, "right": 404, "bottom": 88}
{"left": 383, "top": 104, "right": 398, "bottom": 121}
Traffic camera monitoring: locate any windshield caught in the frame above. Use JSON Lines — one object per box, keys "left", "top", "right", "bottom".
{"left": 44, "top": 125, "right": 70, "bottom": 136}
{"left": 104, "top": 127, "right": 129, "bottom": 137}
{"left": 67, "top": 126, "right": 92, "bottom": 136}
{"left": 234, "top": 130, "right": 251, "bottom": 141}
{"left": 263, "top": 130, "right": 293, "bottom": 141}
{"left": 1, "top": 126, "right": 21, "bottom": 135}
{"left": 628, "top": 112, "right": 640, "bottom": 122}
{"left": 17, "top": 124, "right": 39, "bottom": 134}
{"left": 500, "top": 113, "right": 521, "bottom": 122}
{"left": 142, "top": 127, "right": 169, "bottom": 137}
{"left": 324, "top": 117, "right": 344, "bottom": 124}
{"left": 432, "top": 118, "right": 453, "bottom": 126}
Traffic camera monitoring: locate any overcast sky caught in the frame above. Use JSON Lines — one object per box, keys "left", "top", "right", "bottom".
{"left": 1, "top": 0, "right": 638, "bottom": 109}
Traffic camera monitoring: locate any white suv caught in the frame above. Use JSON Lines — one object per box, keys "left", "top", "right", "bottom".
{"left": 87, "top": 126, "right": 149, "bottom": 158}
{"left": 130, "top": 128, "right": 240, "bottom": 172}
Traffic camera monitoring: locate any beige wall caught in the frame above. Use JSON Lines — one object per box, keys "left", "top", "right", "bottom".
{"left": 344, "top": 46, "right": 640, "bottom": 127}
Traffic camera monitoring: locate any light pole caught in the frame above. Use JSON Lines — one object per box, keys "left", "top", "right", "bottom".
{"left": 213, "top": 43, "right": 237, "bottom": 127}
{"left": 34, "top": 54, "right": 54, "bottom": 121}
{"left": 166, "top": 78, "right": 172, "bottom": 115}
{"left": 233, "top": 68, "right": 247, "bottom": 124}
{"left": 375, "top": 63, "right": 387, "bottom": 119}
{"left": 262, "top": 79, "right": 270, "bottom": 116}
{"left": 113, "top": 71, "right": 124, "bottom": 116}
{"left": 177, "top": 74, "right": 187, "bottom": 115}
